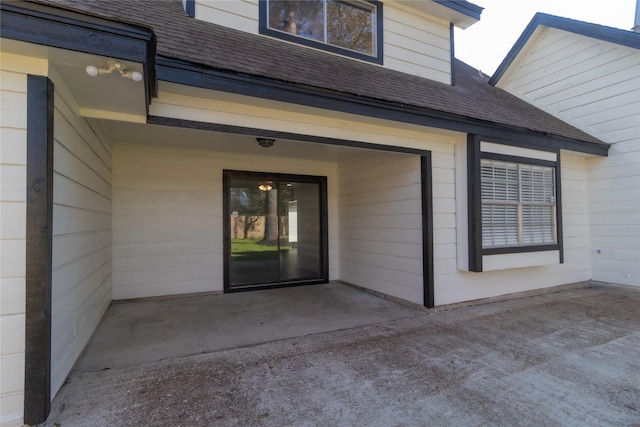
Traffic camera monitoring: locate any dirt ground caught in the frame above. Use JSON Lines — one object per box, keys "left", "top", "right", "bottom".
{"left": 42, "top": 283, "right": 640, "bottom": 426}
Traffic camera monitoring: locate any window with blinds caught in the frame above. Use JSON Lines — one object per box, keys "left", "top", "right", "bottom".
{"left": 481, "top": 159, "right": 556, "bottom": 249}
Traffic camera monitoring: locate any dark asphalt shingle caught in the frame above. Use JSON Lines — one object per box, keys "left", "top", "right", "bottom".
{"left": 39, "top": 0, "right": 603, "bottom": 144}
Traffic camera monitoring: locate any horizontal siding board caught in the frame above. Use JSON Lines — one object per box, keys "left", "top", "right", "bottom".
{"left": 0, "top": 165, "right": 26, "bottom": 202}
{"left": 53, "top": 174, "right": 111, "bottom": 214}
{"left": 55, "top": 94, "right": 112, "bottom": 169}
{"left": 0, "top": 89, "right": 27, "bottom": 129}
{"left": 52, "top": 231, "right": 111, "bottom": 269}
{"left": 0, "top": 128, "right": 27, "bottom": 165}
{"left": 53, "top": 205, "right": 111, "bottom": 236}
{"left": 54, "top": 111, "right": 111, "bottom": 184}
{"left": 51, "top": 247, "right": 111, "bottom": 301}
{"left": 0, "top": 202, "right": 25, "bottom": 240}
{"left": 0, "top": 278, "right": 26, "bottom": 316}
{"left": 54, "top": 142, "right": 112, "bottom": 199}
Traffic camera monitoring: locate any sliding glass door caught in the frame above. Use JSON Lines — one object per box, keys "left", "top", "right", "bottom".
{"left": 224, "top": 171, "right": 327, "bottom": 291}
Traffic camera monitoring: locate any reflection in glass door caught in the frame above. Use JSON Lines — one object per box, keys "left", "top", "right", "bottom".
{"left": 224, "top": 171, "right": 327, "bottom": 291}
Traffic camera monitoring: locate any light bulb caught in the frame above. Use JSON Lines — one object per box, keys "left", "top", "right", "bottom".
{"left": 85, "top": 65, "right": 99, "bottom": 77}
{"left": 130, "top": 71, "right": 143, "bottom": 82}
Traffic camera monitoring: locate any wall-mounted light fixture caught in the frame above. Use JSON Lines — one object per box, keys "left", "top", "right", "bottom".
{"left": 86, "top": 60, "right": 143, "bottom": 82}
{"left": 257, "top": 138, "right": 275, "bottom": 148}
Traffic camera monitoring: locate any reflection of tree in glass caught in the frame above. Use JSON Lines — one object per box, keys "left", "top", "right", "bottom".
{"left": 268, "top": 1, "right": 374, "bottom": 55}
{"left": 268, "top": 0, "right": 324, "bottom": 41}
{"left": 327, "top": 0, "right": 373, "bottom": 54}
{"left": 230, "top": 184, "right": 295, "bottom": 243}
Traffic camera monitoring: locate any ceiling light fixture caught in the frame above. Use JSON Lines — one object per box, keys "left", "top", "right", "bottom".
{"left": 258, "top": 181, "right": 273, "bottom": 191}
{"left": 85, "top": 60, "right": 143, "bottom": 82}
{"left": 256, "top": 138, "right": 275, "bottom": 148}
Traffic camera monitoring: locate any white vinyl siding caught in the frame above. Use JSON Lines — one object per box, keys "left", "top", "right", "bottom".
{"left": 112, "top": 143, "right": 339, "bottom": 300}
{"left": 338, "top": 152, "right": 424, "bottom": 304}
{"left": 193, "top": 0, "right": 452, "bottom": 84}
{"left": 497, "top": 27, "right": 640, "bottom": 287}
{"left": 383, "top": 3, "right": 451, "bottom": 83}
{"left": 481, "top": 159, "right": 556, "bottom": 249}
{"left": 50, "top": 74, "right": 113, "bottom": 397}
{"left": 0, "top": 67, "right": 28, "bottom": 427}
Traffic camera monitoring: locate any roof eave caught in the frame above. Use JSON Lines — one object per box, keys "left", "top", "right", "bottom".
{"left": 490, "top": 12, "right": 640, "bottom": 86}
{"left": 398, "top": 0, "right": 482, "bottom": 29}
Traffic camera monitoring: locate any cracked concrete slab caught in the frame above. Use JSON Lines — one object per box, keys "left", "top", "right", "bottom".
{"left": 43, "top": 283, "right": 640, "bottom": 426}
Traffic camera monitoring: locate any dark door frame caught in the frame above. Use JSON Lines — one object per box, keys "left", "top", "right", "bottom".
{"left": 223, "top": 170, "right": 329, "bottom": 292}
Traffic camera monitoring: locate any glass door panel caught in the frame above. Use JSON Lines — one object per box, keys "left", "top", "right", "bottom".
{"left": 226, "top": 171, "right": 326, "bottom": 290}
{"left": 278, "top": 181, "right": 322, "bottom": 282}
{"left": 228, "top": 176, "right": 279, "bottom": 287}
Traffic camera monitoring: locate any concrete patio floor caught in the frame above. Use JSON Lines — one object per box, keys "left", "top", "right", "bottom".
{"left": 43, "top": 282, "right": 640, "bottom": 426}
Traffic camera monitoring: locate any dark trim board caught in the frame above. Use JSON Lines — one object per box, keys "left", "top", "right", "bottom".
{"left": 156, "top": 57, "right": 609, "bottom": 157}
{"left": 421, "top": 154, "right": 435, "bottom": 308}
{"left": 24, "top": 75, "right": 54, "bottom": 426}
{"left": 467, "top": 134, "right": 564, "bottom": 272}
{"left": 490, "top": 12, "right": 640, "bottom": 85}
{"left": 467, "top": 134, "right": 483, "bottom": 272}
{"left": 555, "top": 149, "right": 564, "bottom": 264}
{"left": 223, "top": 170, "right": 329, "bottom": 292}
{"left": 449, "top": 23, "right": 456, "bottom": 86}
{"left": 147, "top": 115, "right": 432, "bottom": 156}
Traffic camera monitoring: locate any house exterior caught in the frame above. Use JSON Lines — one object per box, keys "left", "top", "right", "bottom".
{"left": 0, "top": 1, "right": 636, "bottom": 425}
{"left": 489, "top": 13, "right": 640, "bottom": 288}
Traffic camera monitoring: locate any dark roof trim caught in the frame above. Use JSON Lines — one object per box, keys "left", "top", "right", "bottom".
{"left": 0, "top": 1, "right": 157, "bottom": 103}
{"left": 490, "top": 12, "right": 640, "bottom": 85}
{"left": 434, "top": 0, "right": 483, "bottom": 20}
{"left": 157, "top": 56, "right": 609, "bottom": 156}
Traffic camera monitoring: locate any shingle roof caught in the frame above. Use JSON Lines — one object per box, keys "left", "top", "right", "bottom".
{"left": 38, "top": 0, "right": 603, "bottom": 145}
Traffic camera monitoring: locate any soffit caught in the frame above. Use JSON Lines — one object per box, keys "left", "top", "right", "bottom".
{"left": 395, "top": 0, "right": 481, "bottom": 29}
{"left": 103, "top": 120, "right": 383, "bottom": 163}
{"left": 1, "top": 38, "right": 147, "bottom": 121}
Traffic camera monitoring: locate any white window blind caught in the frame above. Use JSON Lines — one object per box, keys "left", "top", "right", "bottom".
{"left": 481, "top": 159, "right": 556, "bottom": 249}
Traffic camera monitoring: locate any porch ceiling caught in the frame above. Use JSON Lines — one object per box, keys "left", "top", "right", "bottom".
{"left": 2, "top": 39, "right": 147, "bottom": 121}
{"left": 103, "top": 120, "right": 380, "bottom": 163}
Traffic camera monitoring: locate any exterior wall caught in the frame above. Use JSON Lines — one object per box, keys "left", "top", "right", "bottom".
{"left": 49, "top": 72, "right": 114, "bottom": 396}
{"left": 496, "top": 28, "right": 640, "bottom": 287}
{"left": 112, "top": 143, "right": 339, "bottom": 300}
{"left": 0, "top": 53, "right": 47, "bottom": 427}
{"left": 193, "top": 0, "right": 452, "bottom": 84}
{"left": 338, "top": 152, "right": 424, "bottom": 304}
{"left": 442, "top": 146, "right": 592, "bottom": 305}
{"left": 149, "top": 84, "right": 594, "bottom": 305}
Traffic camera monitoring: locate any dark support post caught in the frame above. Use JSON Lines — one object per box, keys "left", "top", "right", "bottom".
{"left": 24, "top": 75, "right": 54, "bottom": 425}
{"left": 555, "top": 149, "right": 564, "bottom": 264}
{"left": 467, "top": 134, "right": 482, "bottom": 272}
{"left": 421, "top": 154, "right": 434, "bottom": 308}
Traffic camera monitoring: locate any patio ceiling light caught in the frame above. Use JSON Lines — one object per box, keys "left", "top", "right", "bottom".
{"left": 85, "top": 60, "right": 143, "bottom": 82}
{"left": 257, "top": 138, "right": 275, "bottom": 148}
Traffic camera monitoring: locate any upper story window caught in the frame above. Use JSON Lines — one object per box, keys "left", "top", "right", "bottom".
{"left": 259, "top": 0, "right": 383, "bottom": 64}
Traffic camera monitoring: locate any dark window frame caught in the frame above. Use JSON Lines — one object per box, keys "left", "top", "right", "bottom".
{"left": 467, "top": 135, "right": 564, "bottom": 272}
{"left": 259, "top": 0, "right": 384, "bottom": 64}
{"left": 223, "top": 170, "right": 330, "bottom": 292}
